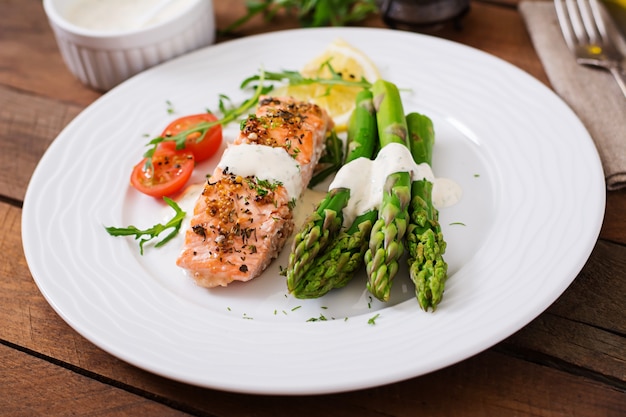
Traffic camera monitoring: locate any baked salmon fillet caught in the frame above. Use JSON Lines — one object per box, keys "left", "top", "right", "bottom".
{"left": 176, "top": 96, "right": 333, "bottom": 288}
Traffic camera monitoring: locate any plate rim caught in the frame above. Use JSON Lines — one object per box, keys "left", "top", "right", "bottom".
{"left": 22, "top": 26, "right": 606, "bottom": 395}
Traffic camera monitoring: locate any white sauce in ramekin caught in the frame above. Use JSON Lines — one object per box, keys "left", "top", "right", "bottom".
{"left": 65, "top": 0, "right": 195, "bottom": 31}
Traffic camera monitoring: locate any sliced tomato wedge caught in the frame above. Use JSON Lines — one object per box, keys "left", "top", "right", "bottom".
{"left": 130, "top": 147, "right": 195, "bottom": 198}
{"left": 159, "top": 113, "right": 222, "bottom": 162}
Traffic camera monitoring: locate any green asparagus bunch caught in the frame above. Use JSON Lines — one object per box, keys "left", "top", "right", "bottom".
{"left": 289, "top": 89, "right": 378, "bottom": 298}
{"left": 364, "top": 80, "right": 412, "bottom": 302}
{"left": 288, "top": 81, "right": 449, "bottom": 308}
{"left": 405, "top": 113, "right": 448, "bottom": 311}
{"left": 345, "top": 89, "right": 378, "bottom": 162}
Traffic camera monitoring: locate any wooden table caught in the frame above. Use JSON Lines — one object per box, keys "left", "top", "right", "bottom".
{"left": 2, "top": 0, "right": 625, "bottom": 415}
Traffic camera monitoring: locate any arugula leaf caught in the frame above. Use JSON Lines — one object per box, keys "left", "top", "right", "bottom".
{"left": 104, "top": 197, "right": 187, "bottom": 255}
{"left": 240, "top": 63, "right": 372, "bottom": 91}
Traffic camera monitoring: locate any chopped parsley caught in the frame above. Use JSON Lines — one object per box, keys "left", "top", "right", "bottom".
{"left": 368, "top": 313, "right": 380, "bottom": 325}
{"left": 166, "top": 99, "right": 175, "bottom": 114}
{"left": 103, "top": 197, "right": 186, "bottom": 255}
{"left": 307, "top": 314, "right": 328, "bottom": 322}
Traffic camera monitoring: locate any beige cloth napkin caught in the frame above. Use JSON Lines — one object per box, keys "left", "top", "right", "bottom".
{"left": 520, "top": 0, "right": 626, "bottom": 190}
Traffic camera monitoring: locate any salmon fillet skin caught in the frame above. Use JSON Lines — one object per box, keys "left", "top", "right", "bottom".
{"left": 176, "top": 96, "right": 333, "bottom": 288}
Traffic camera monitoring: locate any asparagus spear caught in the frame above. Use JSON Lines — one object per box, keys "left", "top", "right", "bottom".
{"left": 405, "top": 112, "right": 448, "bottom": 311}
{"left": 290, "top": 90, "right": 378, "bottom": 298}
{"left": 345, "top": 89, "right": 378, "bottom": 162}
{"left": 286, "top": 188, "right": 349, "bottom": 292}
{"left": 365, "top": 80, "right": 412, "bottom": 302}
{"left": 290, "top": 210, "right": 378, "bottom": 297}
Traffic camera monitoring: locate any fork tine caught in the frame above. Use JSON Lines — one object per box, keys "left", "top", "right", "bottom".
{"left": 554, "top": 0, "right": 626, "bottom": 98}
{"left": 587, "top": 0, "right": 613, "bottom": 44}
{"left": 576, "top": 0, "right": 602, "bottom": 44}
{"left": 566, "top": 0, "right": 592, "bottom": 44}
{"left": 554, "top": 0, "right": 577, "bottom": 50}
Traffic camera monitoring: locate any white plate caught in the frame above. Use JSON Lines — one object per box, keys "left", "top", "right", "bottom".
{"left": 22, "top": 27, "right": 605, "bottom": 395}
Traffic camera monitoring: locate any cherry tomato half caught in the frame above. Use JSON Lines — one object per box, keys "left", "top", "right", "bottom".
{"left": 130, "top": 147, "right": 195, "bottom": 198}
{"left": 159, "top": 113, "right": 223, "bottom": 162}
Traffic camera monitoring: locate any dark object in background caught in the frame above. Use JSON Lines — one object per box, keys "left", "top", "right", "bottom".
{"left": 377, "top": 0, "right": 470, "bottom": 30}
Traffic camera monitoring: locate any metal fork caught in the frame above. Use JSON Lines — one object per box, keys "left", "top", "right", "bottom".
{"left": 554, "top": 0, "right": 626, "bottom": 97}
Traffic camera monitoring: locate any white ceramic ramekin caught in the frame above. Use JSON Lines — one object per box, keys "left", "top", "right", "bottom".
{"left": 43, "top": 0, "right": 215, "bottom": 91}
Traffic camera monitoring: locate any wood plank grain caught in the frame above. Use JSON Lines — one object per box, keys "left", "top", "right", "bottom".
{"left": 338, "top": 351, "right": 626, "bottom": 417}
{"left": 0, "top": 86, "right": 84, "bottom": 202}
{"left": 0, "top": 0, "right": 101, "bottom": 106}
{"left": 0, "top": 344, "right": 192, "bottom": 417}
{"left": 2, "top": 343, "right": 625, "bottom": 417}
{"left": 501, "top": 240, "right": 626, "bottom": 386}
{"left": 549, "top": 239, "right": 626, "bottom": 335}
{"left": 503, "top": 312, "right": 626, "bottom": 384}
{"left": 602, "top": 190, "right": 626, "bottom": 245}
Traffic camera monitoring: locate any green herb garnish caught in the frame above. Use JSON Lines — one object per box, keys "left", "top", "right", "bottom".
{"left": 306, "top": 314, "right": 328, "bottom": 322}
{"left": 104, "top": 197, "right": 186, "bottom": 255}
{"left": 246, "top": 177, "right": 282, "bottom": 199}
{"left": 166, "top": 99, "right": 175, "bottom": 114}
{"left": 368, "top": 313, "right": 380, "bottom": 325}
{"left": 240, "top": 64, "right": 371, "bottom": 93}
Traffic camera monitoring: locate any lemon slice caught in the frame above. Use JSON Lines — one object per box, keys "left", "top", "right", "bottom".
{"left": 276, "top": 39, "right": 380, "bottom": 130}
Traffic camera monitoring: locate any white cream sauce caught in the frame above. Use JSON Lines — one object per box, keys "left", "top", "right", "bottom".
{"left": 65, "top": 0, "right": 194, "bottom": 32}
{"left": 329, "top": 142, "right": 461, "bottom": 226}
{"left": 217, "top": 143, "right": 303, "bottom": 199}
{"left": 292, "top": 188, "right": 328, "bottom": 229}
{"left": 432, "top": 177, "right": 463, "bottom": 209}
